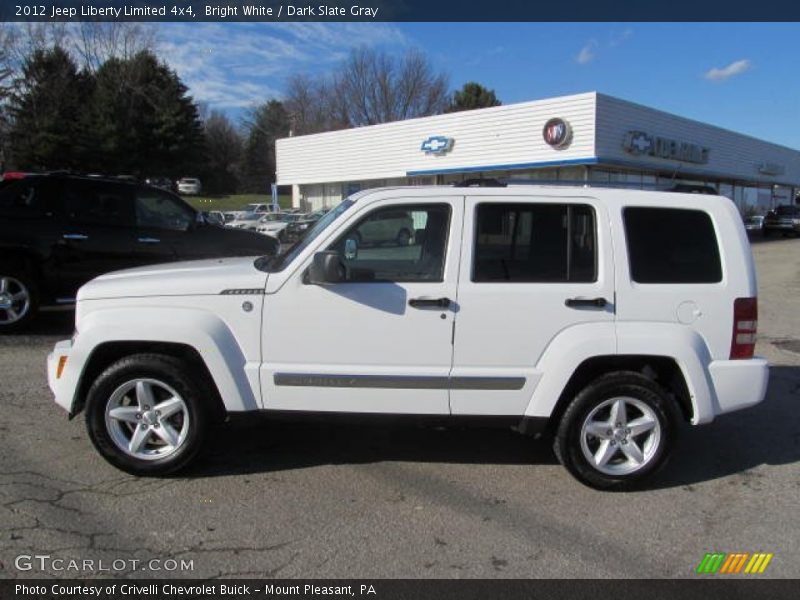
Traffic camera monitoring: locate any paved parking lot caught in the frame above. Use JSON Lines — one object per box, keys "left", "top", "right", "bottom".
{"left": 1, "top": 237, "right": 799, "bottom": 579}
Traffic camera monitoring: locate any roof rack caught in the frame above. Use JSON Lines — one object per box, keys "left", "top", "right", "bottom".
{"left": 453, "top": 178, "right": 507, "bottom": 188}
{"left": 457, "top": 178, "right": 719, "bottom": 194}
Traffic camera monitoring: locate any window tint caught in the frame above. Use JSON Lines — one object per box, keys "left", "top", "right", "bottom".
{"left": 624, "top": 207, "right": 722, "bottom": 284}
{"left": 136, "top": 189, "right": 194, "bottom": 231}
{"left": 0, "top": 180, "right": 45, "bottom": 217}
{"left": 328, "top": 204, "right": 450, "bottom": 282}
{"left": 63, "top": 181, "right": 135, "bottom": 226}
{"left": 473, "top": 203, "right": 596, "bottom": 283}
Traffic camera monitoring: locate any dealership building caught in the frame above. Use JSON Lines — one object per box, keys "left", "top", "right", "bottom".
{"left": 276, "top": 92, "right": 800, "bottom": 214}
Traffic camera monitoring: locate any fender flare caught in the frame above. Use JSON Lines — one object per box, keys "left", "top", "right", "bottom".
{"left": 66, "top": 306, "right": 259, "bottom": 413}
{"left": 524, "top": 321, "right": 716, "bottom": 424}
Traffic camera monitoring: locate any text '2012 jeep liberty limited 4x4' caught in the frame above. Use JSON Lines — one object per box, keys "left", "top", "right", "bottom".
{"left": 48, "top": 186, "right": 769, "bottom": 489}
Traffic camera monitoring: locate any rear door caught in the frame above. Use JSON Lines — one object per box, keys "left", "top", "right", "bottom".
{"left": 451, "top": 194, "right": 615, "bottom": 416}
{"left": 55, "top": 180, "right": 139, "bottom": 295}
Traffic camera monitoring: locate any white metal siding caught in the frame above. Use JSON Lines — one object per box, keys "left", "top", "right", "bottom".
{"left": 595, "top": 94, "right": 800, "bottom": 185}
{"left": 277, "top": 92, "right": 597, "bottom": 185}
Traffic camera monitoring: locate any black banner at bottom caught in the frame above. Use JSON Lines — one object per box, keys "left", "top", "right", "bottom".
{"left": 2, "top": 580, "right": 799, "bottom": 600}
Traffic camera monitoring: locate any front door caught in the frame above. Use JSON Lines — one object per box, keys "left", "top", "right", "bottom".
{"left": 260, "top": 197, "right": 463, "bottom": 414}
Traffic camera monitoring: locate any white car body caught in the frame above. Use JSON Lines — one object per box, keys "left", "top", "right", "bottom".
{"left": 47, "top": 186, "right": 769, "bottom": 484}
{"left": 177, "top": 178, "right": 202, "bottom": 195}
{"left": 226, "top": 213, "right": 262, "bottom": 231}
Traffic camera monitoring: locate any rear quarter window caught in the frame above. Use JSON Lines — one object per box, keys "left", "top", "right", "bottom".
{"left": 623, "top": 207, "right": 722, "bottom": 284}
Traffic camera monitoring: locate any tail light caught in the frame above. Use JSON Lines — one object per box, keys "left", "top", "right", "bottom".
{"left": 730, "top": 297, "right": 757, "bottom": 359}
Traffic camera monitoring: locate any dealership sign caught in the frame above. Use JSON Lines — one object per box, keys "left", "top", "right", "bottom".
{"left": 623, "top": 130, "right": 710, "bottom": 164}
{"left": 421, "top": 136, "right": 454, "bottom": 155}
{"left": 543, "top": 118, "right": 572, "bottom": 149}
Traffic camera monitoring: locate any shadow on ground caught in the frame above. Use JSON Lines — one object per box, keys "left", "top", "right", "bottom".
{"left": 189, "top": 366, "right": 800, "bottom": 491}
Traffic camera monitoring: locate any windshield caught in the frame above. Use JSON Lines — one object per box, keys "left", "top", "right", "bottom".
{"left": 263, "top": 199, "right": 355, "bottom": 271}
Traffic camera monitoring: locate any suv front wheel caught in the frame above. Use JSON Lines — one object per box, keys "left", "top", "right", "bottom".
{"left": 554, "top": 372, "right": 676, "bottom": 490}
{"left": 0, "top": 270, "right": 38, "bottom": 333}
{"left": 85, "top": 354, "right": 210, "bottom": 475}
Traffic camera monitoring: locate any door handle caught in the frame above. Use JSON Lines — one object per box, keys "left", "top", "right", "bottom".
{"left": 409, "top": 297, "right": 451, "bottom": 309}
{"left": 138, "top": 237, "right": 161, "bottom": 244}
{"left": 62, "top": 233, "right": 88, "bottom": 241}
{"left": 565, "top": 297, "right": 608, "bottom": 308}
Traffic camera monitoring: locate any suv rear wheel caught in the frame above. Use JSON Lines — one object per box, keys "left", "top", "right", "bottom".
{"left": 85, "top": 354, "right": 210, "bottom": 475}
{"left": 554, "top": 372, "right": 675, "bottom": 490}
{"left": 0, "top": 270, "right": 38, "bottom": 333}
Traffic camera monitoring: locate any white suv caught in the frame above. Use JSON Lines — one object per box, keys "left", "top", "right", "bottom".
{"left": 47, "top": 186, "right": 768, "bottom": 489}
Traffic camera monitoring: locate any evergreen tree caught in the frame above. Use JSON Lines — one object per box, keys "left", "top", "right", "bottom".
{"left": 240, "top": 100, "right": 289, "bottom": 194}
{"left": 446, "top": 82, "right": 501, "bottom": 113}
{"left": 89, "top": 50, "right": 203, "bottom": 178}
{"left": 8, "top": 46, "right": 91, "bottom": 170}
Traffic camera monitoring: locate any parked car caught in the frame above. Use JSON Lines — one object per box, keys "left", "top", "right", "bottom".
{"left": 255, "top": 212, "right": 305, "bottom": 241}
{"left": 355, "top": 208, "right": 414, "bottom": 246}
{"left": 763, "top": 205, "right": 800, "bottom": 237}
{"left": 0, "top": 173, "right": 278, "bottom": 331}
{"left": 227, "top": 212, "right": 263, "bottom": 231}
{"left": 145, "top": 177, "right": 176, "bottom": 192}
{"left": 47, "top": 186, "right": 767, "bottom": 490}
{"left": 284, "top": 209, "right": 329, "bottom": 242}
{"left": 203, "top": 211, "right": 226, "bottom": 226}
{"left": 743, "top": 215, "right": 765, "bottom": 233}
{"left": 177, "top": 178, "right": 202, "bottom": 195}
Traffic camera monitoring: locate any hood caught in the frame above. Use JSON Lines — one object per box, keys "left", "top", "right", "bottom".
{"left": 78, "top": 257, "right": 268, "bottom": 301}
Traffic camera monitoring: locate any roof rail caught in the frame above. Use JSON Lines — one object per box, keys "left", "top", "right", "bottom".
{"left": 454, "top": 178, "right": 507, "bottom": 188}
{"left": 495, "top": 178, "right": 720, "bottom": 194}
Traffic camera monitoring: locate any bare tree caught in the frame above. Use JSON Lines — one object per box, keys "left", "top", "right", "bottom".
{"left": 74, "top": 22, "right": 157, "bottom": 72}
{"left": 336, "top": 47, "right": 449, "bottom": 126}
{"left": 284, "top": 47, "right": 449, "bottom": 134}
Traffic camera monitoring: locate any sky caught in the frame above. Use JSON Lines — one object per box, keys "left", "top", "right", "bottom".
{"left": 157, "top": 22, "right": 800, "bottom": 149}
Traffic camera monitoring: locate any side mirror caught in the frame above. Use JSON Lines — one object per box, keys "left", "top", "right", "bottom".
{"left": 344, "top": 237, "right": 359, "bottom": 260}
{"left": 305, "top": 251, "right": 344, "bottom": 285}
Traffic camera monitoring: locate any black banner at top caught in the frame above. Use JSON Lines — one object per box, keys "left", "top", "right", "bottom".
{"left": 2, "top": 0, "right": 800, "bottom": 22}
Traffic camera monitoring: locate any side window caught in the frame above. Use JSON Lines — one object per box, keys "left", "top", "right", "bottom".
{"left": 328, "top": 204, "right": 450, "bottom": 282}
{"left": 63, "top": 182, "right": 135, "bottom": 226}
{"left": 136, "top": 189, "right": 194, "bottom": 231}
{"left": 0, "top": 180, "right": 45, "bottom": 217}
{"left": 473, "top": 203, "right": 596, "bottom": 283}
{"left": 624, "top": 207, "right": 722, "bottom": 284}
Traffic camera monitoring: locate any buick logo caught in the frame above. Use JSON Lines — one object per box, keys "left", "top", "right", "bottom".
{"left": 543, "top": 118, "right": 571, "bottom": 149}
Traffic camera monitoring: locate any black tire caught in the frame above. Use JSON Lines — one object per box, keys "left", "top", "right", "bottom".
{"left": 396, "top": 228, "right": 412, "bottom": 246}
{"left": 85, "top": 353, "right": 210, "bottom": 476}
{"left": 0, "top": 268, "right": 39, "bottom": 333}
{"left": 554, "top": 371, "right": 676, "bottom": 490}
{"left": 762, "top": 228, "right": 772, "bottom": 238}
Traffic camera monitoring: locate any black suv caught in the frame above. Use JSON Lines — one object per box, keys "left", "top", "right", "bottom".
{"left": 763, "top": 204, "right": 800, "bottom": 237}
{"left": 0, "top": 174, "right": 279, "bottom": 331}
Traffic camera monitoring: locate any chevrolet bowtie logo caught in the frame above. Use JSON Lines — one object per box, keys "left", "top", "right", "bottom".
{"left": 421, "top": 136, "right": 454, "bottom": 154}
{"left": 626, "top": 131, "right": 653, "bottom": 154}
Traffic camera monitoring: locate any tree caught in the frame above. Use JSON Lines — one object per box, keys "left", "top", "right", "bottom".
{"left": 74, "top": 22, "right": 157, "bottom": 73}
{"left": 446, "top": 82, "right": 501, "bottom": 113}
{"left": 202, "top": 111, "right": 243, "bottom": 195}
{"left": 284, "top": 47, "right": 449, "bottom": 133}
{"left": 7, "top": 46, "right": 91, "bottom": 170}
{"left": 240, "top": 100, "right": 290, "bottom": 193}
{"left": 337, "top": 47, "right": 449, "bottom": 126}
{"left": 284, "top": 74, "right": 348, "bottom": 136}
{"left": 89, "top": 50, "right": 204, "bottom": 177}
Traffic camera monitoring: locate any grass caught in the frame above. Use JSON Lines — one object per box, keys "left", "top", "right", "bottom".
{"left": 183, "top": 193, "right": 293, "bottom": 212}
